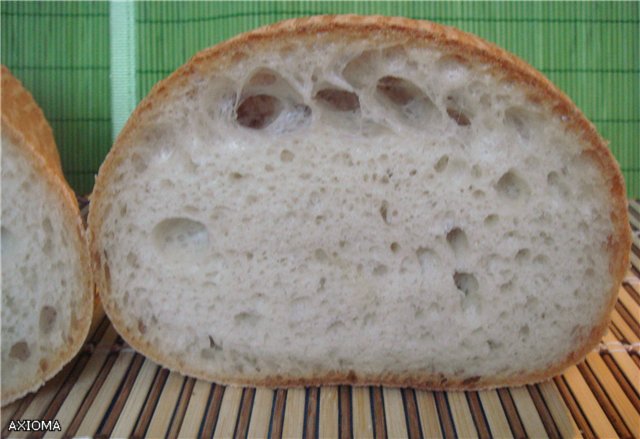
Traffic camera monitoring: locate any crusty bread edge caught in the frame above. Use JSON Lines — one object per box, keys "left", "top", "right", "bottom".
{"left": 1, "top": 67, "right": 94, "bottom": 406}
{"left": 88, "top": 15, "right": 631, "bottom": 390}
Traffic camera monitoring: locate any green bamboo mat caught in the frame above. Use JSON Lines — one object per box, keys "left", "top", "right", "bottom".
{"left": 2, "top": 1, "right": 638, "bottom": 197}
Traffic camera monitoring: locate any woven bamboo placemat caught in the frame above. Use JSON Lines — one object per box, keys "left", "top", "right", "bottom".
{"left": 1, "top": 201, "right": 639, "bottom": 439}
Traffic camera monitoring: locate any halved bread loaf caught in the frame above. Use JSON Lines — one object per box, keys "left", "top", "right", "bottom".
{"left": 1, "top": 66, "right": 93, "bottom": 405}
{"left": 89, "top": 16, "right": 630, "bottom": 390}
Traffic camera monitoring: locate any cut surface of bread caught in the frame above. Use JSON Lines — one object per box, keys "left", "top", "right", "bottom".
{"left": 89, "top": 16, "right": 630, "bottom": 390}
{"left": 1, "top": 67, "right": 93, "bottom": 405}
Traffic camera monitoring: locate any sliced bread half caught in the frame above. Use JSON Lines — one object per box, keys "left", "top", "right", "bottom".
{"left": 88, "top": 16, "right": 630, "bottom": 390}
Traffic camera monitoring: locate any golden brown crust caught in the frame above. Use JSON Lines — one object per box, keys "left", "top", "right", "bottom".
{"left": 1, "top": 66, "right": 93, "bottom": 406}
{"left": 89, "top": 15, "right": 631, "bottom": 390}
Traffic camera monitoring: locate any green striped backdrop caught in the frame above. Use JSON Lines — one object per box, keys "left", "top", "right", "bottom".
{"left": 2, "top": 1, "right": 638, "bottom": 197}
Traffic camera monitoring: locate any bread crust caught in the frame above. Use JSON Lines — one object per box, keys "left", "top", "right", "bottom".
{"left": 89, "top": 15, "right": 631, "bottom": 390}
{"left": 1, "top": 67, "right": 94, "bottom": 405}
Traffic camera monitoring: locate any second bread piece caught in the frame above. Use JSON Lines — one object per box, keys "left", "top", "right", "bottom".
{"left": 89, "top": 16, "right": 630, "bottom": 390}
{"left": 1, "top": 66, "right": 93, "bottom": 405}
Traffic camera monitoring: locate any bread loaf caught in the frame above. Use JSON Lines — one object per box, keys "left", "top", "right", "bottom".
{"left": 89, "top": 16, "right": 630, "bottom": 390}
{"left": 1, "top": 66, "right": 93, "bottom": 405}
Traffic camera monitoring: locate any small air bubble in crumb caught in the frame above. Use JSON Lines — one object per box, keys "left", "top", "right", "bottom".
{"left": 390, "top": 242, "right": 400, "bottom": 253}
{"left": 280, "top": 149, "right": 295, "bottom": 162}
{"left": 373, "top": 264, "right": 388, "bottom": 276}
{"left": 434, "top": 155, "right": 449, "bottom": 172}
{"left": 379, "top": 200, "right": 390, "bottom": 224}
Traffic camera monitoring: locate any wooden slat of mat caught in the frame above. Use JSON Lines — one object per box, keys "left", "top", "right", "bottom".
{"left": 415, "top": 391, "right": 442, "bottom": 439}
{"left": 509, "top": 387, "right": 547, "bottom": 438}
{"left": 554, "top": 376, "right": 594, "bottom": 438}
{"left": 465, "top": 392, "right": 491, "bottom": 439}
{"left": 304, "top": 388, "right": 319, "bottom": 439}
{"left": 96, "top": 353, "right": 145, "bottom": 437}
{"left": 525, "top": 385, "right": 561, "bottom": 439}
{"left": 177, "top": 380, "right": 213, "bottom": 438}
{"left": 496, "top": 389, "right": 526, "bottom": 439}
{"left": 267, "top": 389, "right": 287, "bottom": 439}
{"left": 446, "top": 392, "right": 477, "bottom": 438}
{"left": 402, "top": 389, "right": 424, "bottom": 439}
{"left": 1, "top": 401, "right": 21, "bottom": 432}
{"left": 234, "top": 388, "right": 257, "bottom": 439}
{"left": 600, "top": 354, "right": 640, "bottom": 416}
{"left": 131, "top": 368, "right": 170, "bottom": 438}
{"left": 584, "top": 353, "right": 638, "bottom": 437}
{"left": 630, "top": 251, "right": 640, "bottom": 272}
{"left": 602, "top": 332, "right": 640, "bottom": 391}
{"left": 146, "top": 372, "right": 186, "bottom": 438}
{"left": 537, "top": 381, "right": 581, "bottom": 439}
{"left": 247, "top": 388, "right": 273, "bottom": 438}
{"left": 477, "top": 390, "right": 513, "bottom": 438}
{"left": 611, "top": 308, "right": 636, "bottom": 343}
{"left": 629, "top": 211, "right": 640, "bottom": 230}
{"left": 166, "top": 378, "right": 196, "bottom": 439}
{"left": 110, "top": 359, "right": 159, "bottom": 438}
{"left": 351, "top": 387, "right": 373, "bottom": 439}
{"left": 624, "top": 273, "right": 640, "bottom": 298}
{"left": 213, "top": 386, "right": 243, "bottom": 439}
{"left": 74, "top": 351, "right": 135, "bottom": 437}
{"left": 614, "top": 303, "right": 640, "bottom": 342}
{"left": 200, "top": 385, "right": 225, "bottom": 438}
{"left": 576, "top": 363, "right": 632, "bottom": 439}
{"left": 562, "top": 365, "right": 618, "bottom": 438}
{"left": 45, "top": 326, "right": 119, "bottom": 438}
{"left": 370, "top": 387, "right": 387, "bottom": 439}
{"left": 339, "top": 386, "right": 353, "bottom": 439}
{"left": 434, "top": 392, "right": 456, "bottom": 439}
{"left": 281, "top": 388, "right": 305, "bottom": 439}
{"left": 619, "top": 286, "right": 640, "bottom": 327}
{"left": 610, "top": 309, "right": 639, "bottom": 344}
{"left": 382, "top": 388, "right": 408, "bottom": 438}
{"left": 318, "top": 386, "right": 340, "bottom": 438}
{"left": 2, "top": 396, "right": 36, "bottom": 439}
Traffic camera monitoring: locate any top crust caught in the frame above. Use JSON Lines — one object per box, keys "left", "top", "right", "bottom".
{"left": 1, "top": 66, "right": 63, "bottom": 176}
{"left": 1, "top": 66, "right": 93, "bottom": 405}
{"left": 89, "top": 16, "right": 631, "bottom": 390}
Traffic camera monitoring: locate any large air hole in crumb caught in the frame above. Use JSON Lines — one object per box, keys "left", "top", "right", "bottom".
{"left": 39, "top": 306, "right": 57, "bottom": 334}
{"left": 446, "top": 108, "right": 471, "bottom": 126}
{"left": 314, "top": 88, "right": 360, "bottom": 112}
{"left": 152, "top": 217, "right": 209, "bottom": 261}
{"left": 495, "top": 170, "right": 531, "bottom": 202}
{"left": 547, "top": 171, "right": 570, "bottom": 199}
{"left": 453, "top": 272, "right": 479, "bottom": 296}
{"left": 446, "top": 227, "right": 468, "bottom": 255}
{"left": 445, "top": 96, "right": 471, "bottom": 126}
{"left": 376, "top": 76, "right": 437, "bottom": 120}
{"left": 236, "top": 95, "right": 283, "bottom": 129}
{"left": 9, "top": 341, "right": 30, "bottom": 361}
{"left": 505, "top": 107, "right": 533, "bottom": 140}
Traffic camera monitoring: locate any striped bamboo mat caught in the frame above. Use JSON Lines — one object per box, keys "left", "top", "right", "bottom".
{"left": 2, "top": 202, "right": 640, "bottom": 439}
